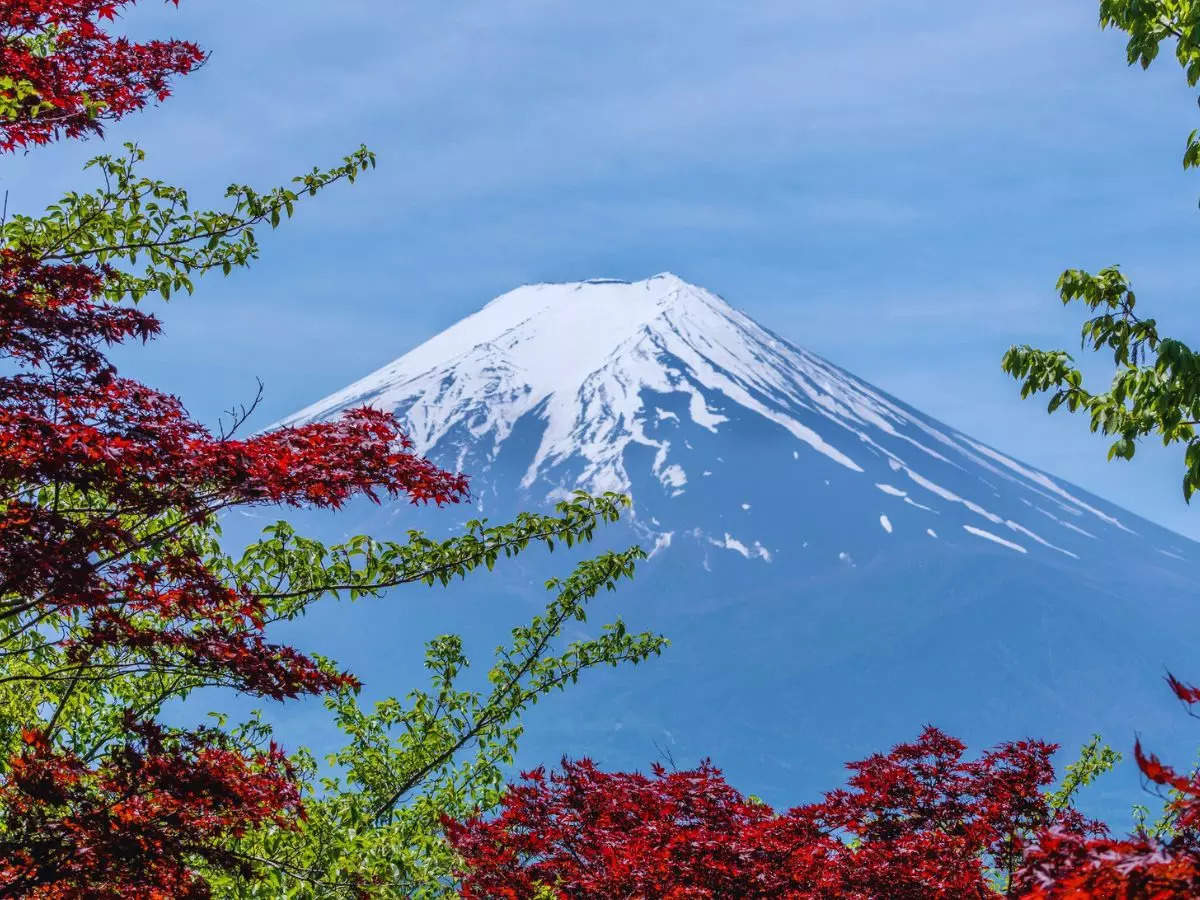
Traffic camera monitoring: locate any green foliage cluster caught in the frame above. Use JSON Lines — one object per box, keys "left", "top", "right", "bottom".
{"left": 1005, "top": 1, "right": 1200, "bottom": 500}
{"left": 205, "top": 493, "right": 666, "bottom": 894}
{"left": 1047, "top": 735, "right": 1123, "bottom": 814}
{"left": 211, "top": 536, "right": 662, "bottom": 897}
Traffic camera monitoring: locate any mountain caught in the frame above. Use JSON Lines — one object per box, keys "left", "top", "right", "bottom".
{"left": 279, "top": 273, "right": 1200, "bottom": 819}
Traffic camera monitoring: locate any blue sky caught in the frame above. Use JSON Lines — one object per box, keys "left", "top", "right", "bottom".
{"left": 9, "top": 0, "right": 1200, "bottom": 538}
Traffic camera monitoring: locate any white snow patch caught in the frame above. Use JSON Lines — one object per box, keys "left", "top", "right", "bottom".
{"left": 659, "top": 464, "right": 687, "bottom": 489}
{"left": 903, "top": 466, "right": 1003, "bottom": 524}
{"left": 1032, "top": 505, "right": 1096, "bottom": 539}
{"left": 903, "top": 497, "right": 935, "bottom": 512}
{"left": 1003, "top": 519, "right": 1078, "bottom": 559}
{"left": 959, "top": 437, "right": 1134, "bottom": 533}
{"left": 710, "top": 532, "right": 771, "bottom": 561}
{"left": 876, "top": 483, "right": 907, "bottom": 497}
{"left": 838, "top": 550, "right": 855, "bottom": 566}
{"left": 715, "top": 534, "right": 748, "bottom": 557}
{"left": 768, "top": 343, "right": 957, "bottom": 466}
{"left": 654, "top": 407, "right": 679, "bottom": 423}
{"left": 898, "top": 465, "right": 1072, "bottom": 554}
{"left": 963, "top": 525, "right": 1027, "bottom": 554}
{"left": 741, "top": 503, "right": 751, "bottom": 510}
{"left": 1059, "top": 520, "right": 1096, "bottom": 539}
{"left": 792, "top": 450, "right": 799, "bottom": 460}
{"left": 1158, "top": 548, "right": 1186, "bottom": 561}
{"left": 879, "top": 514, "right": 893, "bottom": 533}
{"left": 688, "top": 393, "right": 727, "bottom": 431}
{"left": 926, "top": 528, "right": 938, "bottom": 538}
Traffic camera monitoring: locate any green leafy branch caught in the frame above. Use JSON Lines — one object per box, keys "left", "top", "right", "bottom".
{"left": 1, "top": 142, "right": 375, "bottom": 302}
{"left": 207, "top": 540, "right": 665, "bottom": 898}
{"left": 1003, "top": 267, "right": 1200, "bottom": 498}
{"left": 229, "top": 492, "right": 634, "bottom": 620}
{"left": 1048, "top": 734, "right": 1122, "bottom": 813}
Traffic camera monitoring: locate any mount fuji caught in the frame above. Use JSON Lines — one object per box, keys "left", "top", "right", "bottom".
{"left": 280, "top": 273, "right": 1200, "bottom": 819}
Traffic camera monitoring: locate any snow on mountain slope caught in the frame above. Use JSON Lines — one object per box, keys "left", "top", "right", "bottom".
{"left": 283, "top": 272, "right": 1163, "bottom": 568}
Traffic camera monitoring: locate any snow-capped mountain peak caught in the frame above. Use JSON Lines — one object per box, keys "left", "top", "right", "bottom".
{"left": 281, "top": 273, "right": 1185, "bottom": 567}
{"left": 285, "top": 274, "right": 737, "bottom": 485}
{"left": 285, "top": 273, "right": 866, "bottom": 491}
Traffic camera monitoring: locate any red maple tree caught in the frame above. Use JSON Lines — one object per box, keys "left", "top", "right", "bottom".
{"left": 0, "top": 718, "right": 302, "bottom": 898}
{"left": 0, "top": 0, "right": 205, "bottom": 151}
{"left": 0, "top": 1, "right": 468, "bottom": 894}
{"left": 444, "top": 728, "right": 1093, "bottom": 899}
{"left": 446, "top": 680, "right": 1200, "bottom": 899}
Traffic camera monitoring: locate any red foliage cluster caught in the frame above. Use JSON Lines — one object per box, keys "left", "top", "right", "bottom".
{"left": 447, "top": 758, "right": 819, "bottom": 898}
{"left": 447, "top": 678, "right": 1200, "bottom": 900}
{"left": 0, "top": 247, "right": 468, "bottom": 700}
{"left": 1012, "top": 674, "right": 1200, "bottom": 898}
{"left": 444, "top": 727, "right": 1086, "bottom": 899}
{"left": 0, "top": 720, "right": 301, "bottom": 898}
{"left": 0, "top": 0, "right": 205, "bottom": 151}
